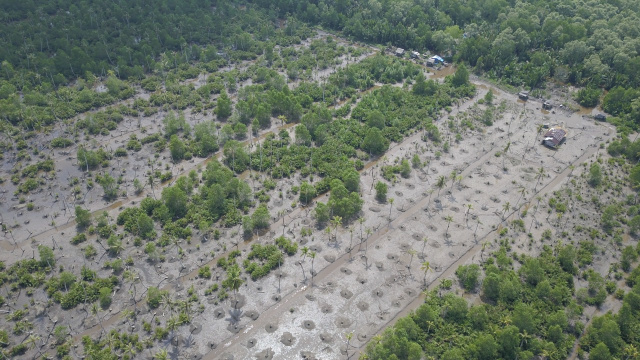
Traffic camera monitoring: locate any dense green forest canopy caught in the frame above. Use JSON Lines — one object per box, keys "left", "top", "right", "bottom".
{"left": 0, "top": 0, "right": 276, "bottom": 79}
{"left": 2, "top": 0, "right": 640, "bottom": 130}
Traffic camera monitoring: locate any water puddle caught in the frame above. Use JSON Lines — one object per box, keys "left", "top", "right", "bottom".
{"left": 431, "top": 66, "right": 456, "bottom": 79}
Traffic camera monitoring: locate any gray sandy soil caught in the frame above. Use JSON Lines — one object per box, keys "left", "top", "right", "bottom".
{"left": 0, "top": 32, "right": 619, "bottom": 360}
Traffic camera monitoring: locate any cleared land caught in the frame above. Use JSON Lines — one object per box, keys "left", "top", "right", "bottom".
{"left": 0, "top": 33, "right": 616, "bottom": 360}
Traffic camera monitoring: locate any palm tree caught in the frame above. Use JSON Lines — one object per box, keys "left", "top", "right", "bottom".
{"left": 348, "top": 227, "right": 354, "bottom": 259}
{"left": 502, "top": 201, "right": 511, "bottom": 220}
{"left": 154, "top": 349, "right": 169, "bottom": 360}
{"left": 106, "top": 331, "right": 119, "bottom": 353}
{"left": 147, "top": 173, "right": 157, "bottom": 199}
{"left": 309, "top": 252, "right": 316, "bottom": 287}
{"left": 420, "top": 261, "right": 432, "bottom": 288}
{"left": 166, "top": 316, "right": 180, "bottom": 344}
{"left": 388, "top": 198, "right": 394, "bottom": 221}
{"left": 91, "top": 303, "right": 105, "bottom": 335}
{"left": 276, "top": 248, "right": 283, "bottom": 293}
{"left": 301, "top": 246, "right": 309, "bottom": 262}
{"left": 449, "top": 170, "right": 457, "bottom": 192}
{"left": 24, "top": 334, "right": 41, "bottom": 351}
{"left": 160, "top": 292, "right": 174, "bottom": 316}
{"left": 515, "top": 185, "right": 527, "bottom": 209}
{"left": 502, "top": 141, "right": 511, "bottom": 171}
{"left": 358, "top": 217, "right": 365, "bottom": 242}
{"left": 519, "top": 330, "right": 531, "bottom": 349}
{"left": 464, "top": 203, "right": 473, "bottom": 222}
{"left": 500, "top": 315, "right": 512, "bottom": 327}
{"left": 534, "top": 167, "right": 545, "bottom": 191}
{"left": 425, "top": 189, "right": 435, "bottom": 214}
{"left": 331, "top": 216, "right": 342, "bottom": 243}
{"left": 623, "top": 344, "right": 640, "bottom": 359}
{"left": 278, "top": 210, "right": 286, "bottom": 236}
{"left": 527, "top": 196, "right": 543, "bottom": 233}
{"left": 474, "top": 219, "right": 483, "bottom": 240}
{"left": 345, "top": 332, "right": 354, "bottom": 359}
{"left": 436, "top": 175, "right": 446, "bottom": 197}
{"left": 420, "top": 237, "right": 429, "bottom": 259}
{"left": 225, "top": 264, "right": 243, "bottom": 307}
{"left": 444, "top": 215, "right": 454, "bottom": 239}
{"left": 534, "top": 123, "right": 545, "bottom": 146}
{"left": 108, "top": 238, "right": 124, "bottom": 257}
{"left": 540, "top": 347, "right": 557, "bottom": 360}
{"left": 364, "top": 228, "right": 372, "bottom": 254}
{"left": 120, "top": 309, "right": 135, "bottom": 322}
{"left": 124, "top": 270, "right": 139, "bottom": 304}
{"left": 123, "top": 343, "right": 137, "bottom": 358}
{"left": 407, "top": 249, "right": 417, "bottom": 272}
{"left": 481, "top": 241, "right": 489, "bottom": 261}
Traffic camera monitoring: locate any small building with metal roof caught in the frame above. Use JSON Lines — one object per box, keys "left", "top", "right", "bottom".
{"left": 542, "top": 127, "right": 567, "bottom": 149}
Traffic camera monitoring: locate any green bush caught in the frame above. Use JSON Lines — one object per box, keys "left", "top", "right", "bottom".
{"left": 126, "top": 139, "right": 142, "bottom": 152}
{"left": 198, "top": 266, "right": 212, "bottom": 279}
{"left": 71, "top": 233, "right": 87, "bottom": 245}
{"left": 146, "top": 286, "right": 167, "bottom": 309}
{"left": 576, "top": 87, "right": 601, "bottom": 108}
{"left": 375, "top": 181, "right": 387, "bottom": 202}
{"left": 114, "top": 147, "right": 128, "bottom": 157}
{"left": 455, "top": 264, "right": 481, "bottom": 292}
{"left": 245, "top": 244, "right": 284, "bottom": 280}
{"left": 0, "top": 329, "right": 8, "bottom": 347}
{"left": 50, "top": 138, "right": 73, "bottom": 148}
{"left": 299, "top": 182, "right": 317, "bottom": 205}
{"left": 75, "top": 206, "right": 92, "bottom": 230}
{"left": 275, "top": 236, "right": 298, "bottom": 255}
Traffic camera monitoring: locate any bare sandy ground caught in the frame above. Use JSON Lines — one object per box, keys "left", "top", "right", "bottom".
{"left": 0, "top": 33, "right": 619, "bottom": 360}
{"left": 198, "top": 80, "right": 614, "bottom": 359}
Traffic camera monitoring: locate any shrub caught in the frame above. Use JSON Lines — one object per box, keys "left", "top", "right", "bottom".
{"left": 375, "top": 181, "right": 387, "bottom": 202}
{"left": 0, "top": 329, "right": 8, "bottom": 347}
{"left": 275, "top": 236, "right": 298, "bottom": 255}
{"left": 50, "top": 137, "right": 73, "bottom": 148}
{"left": 299, "top": 182, "right": 317, "bottom": 205}
{"left": 99, "top": 287, "right": 112, "bottom": 308}
{"left": 71, "top": 233, "right": 87, "bottom": 245}
{"left": 198, "top": 266, "right": 212, "bottom": 279}
{"left": 576, "top": 87, "right": 601, "bottom": 107}
{"left": 147, "top": 287, "right": 167, "bottom": 309}
{"left": 588, "top": 163, "right": 602, "bottom": 187}
{"left": 75, "top": 206, "right": 92, "bottom": 230}
{"left": 455, "top": 264, "right": 481, "bottom": 292}
{"left": 114, "top": 147, "right": 128, "bottom": 157}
